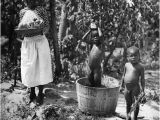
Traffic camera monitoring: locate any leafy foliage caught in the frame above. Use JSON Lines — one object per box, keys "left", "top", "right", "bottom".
{"left": 1, "top": 0, "right": 25, "bottom": 36}
{"left": 1, "top": 0, "right": 159, "bottom": 82}
{"left": 72, "top": 0, "right": 159, "bottom": 76}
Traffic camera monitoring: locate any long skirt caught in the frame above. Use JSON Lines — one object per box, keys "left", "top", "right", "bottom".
{"left": 21, "top": 35, "right": 53, "bottom": 87}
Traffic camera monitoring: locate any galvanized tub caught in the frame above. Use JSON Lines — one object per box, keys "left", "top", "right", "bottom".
{"left": 76, "top": 76, "right": 119, "bottom": 115}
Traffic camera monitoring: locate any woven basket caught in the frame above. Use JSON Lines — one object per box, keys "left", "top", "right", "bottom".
{"left": 15, "top": 28, "right": 43, "bottom": 36}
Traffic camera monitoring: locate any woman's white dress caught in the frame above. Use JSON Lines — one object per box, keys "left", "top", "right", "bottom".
{"left": 19, "top": 7, "right": 53, "bottom": 87}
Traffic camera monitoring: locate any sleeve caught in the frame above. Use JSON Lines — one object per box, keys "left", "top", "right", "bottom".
{"left": 36, "top": 7, "right": 49, "bottom": 34}
{"left": 19, "top": 8, "right": 29, "bottom": 22}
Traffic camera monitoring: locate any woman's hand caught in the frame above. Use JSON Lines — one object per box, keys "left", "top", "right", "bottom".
{"left": 28, "top": 19, "right": 43, "bottom": 29}
{"left": 119, "top": 86, "right": 124, "bottom": 93}
{"left": 18, "top": 23, "right": 28, "bottom": 29}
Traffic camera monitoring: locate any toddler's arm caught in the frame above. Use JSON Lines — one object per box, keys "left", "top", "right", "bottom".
{"left": 120, "top": 65, "right": 126, "bottom": 92}
{"left": 97, "top": 27, "right": 102, "bottom": 37}
{"left": 140, "top": 66, "right": 145, "bottom": 94}
{"left": 82, "top": 29, "right": 91, "bottom": 42}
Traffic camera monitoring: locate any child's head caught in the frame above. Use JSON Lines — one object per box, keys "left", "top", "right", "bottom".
{"left": 127, "top": 46, "right": 140, "bottom": 64}
{"left": 90, "top": 23, "right": 102, "bottom": 45}
{"left": 91, "top": 29, "right": 102, "bottom": 45}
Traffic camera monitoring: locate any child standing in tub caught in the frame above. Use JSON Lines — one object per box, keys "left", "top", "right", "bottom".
{"left": 77, "top": 17, "right": 104, "bottom": 87}
{"left": 120, "top": 46, "right": 145, "bottom": 120}
{"left": 87, "top": 23, "right": 104, "bottom": 87}
{"left": 18, "top": 0, "right": 53, "bottom": 105}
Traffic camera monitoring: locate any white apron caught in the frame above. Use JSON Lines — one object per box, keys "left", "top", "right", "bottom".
{"left": 21, "top": 35, "right": 53, "bottom": 87}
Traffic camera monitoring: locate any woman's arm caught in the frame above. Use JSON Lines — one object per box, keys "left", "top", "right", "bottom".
{"left": 17, "top": 8, "right": 29, "bottom": 37}
{"left": 19, "top": 7, "right": 29, "bottom": 22}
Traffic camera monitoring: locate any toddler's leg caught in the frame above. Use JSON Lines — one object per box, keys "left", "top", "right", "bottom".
{"left": 94, "top": 68, "right": 101, "bottom": 87}
{"left": 88, "top": 70, "right": 95, "bottom": 87}
{"left": 124, "top": 89, "right": 132, "bottom": 120}
{"left": 133, "top": 105, "right": 139, "bottom": 120}
{"left": 132, "top": 85, "right": 140, "bottom": 120}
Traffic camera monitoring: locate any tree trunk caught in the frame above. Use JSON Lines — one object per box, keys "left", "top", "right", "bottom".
{"left": 58, "top": 2, "right": 68, "bottom": 50}
{"left": 50, "top": 0, "right": 62, "bottom": 76}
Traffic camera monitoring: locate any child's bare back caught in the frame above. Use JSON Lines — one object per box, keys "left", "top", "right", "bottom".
{"left": 88, "top": 44, "right": 104, "bottom": 69}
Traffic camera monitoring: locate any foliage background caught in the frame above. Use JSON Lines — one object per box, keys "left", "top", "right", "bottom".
{"left": 0, "top": 0, "right": 159, "bottom": 119}
{"left": 1, "top": 0, "right": 159, "bottom": 82}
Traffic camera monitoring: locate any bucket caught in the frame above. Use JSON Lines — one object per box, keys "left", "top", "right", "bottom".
{"left": 76, "top": 76, "right": 119, "bottom": 115}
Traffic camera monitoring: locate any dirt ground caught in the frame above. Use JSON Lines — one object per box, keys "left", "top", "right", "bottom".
{"left": 1, "top": 70, "right": 159, "bottom": 120}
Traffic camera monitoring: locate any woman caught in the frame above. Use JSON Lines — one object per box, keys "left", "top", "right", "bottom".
{"left": 18, "top": 0, "right": 53, "bottom": 105}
